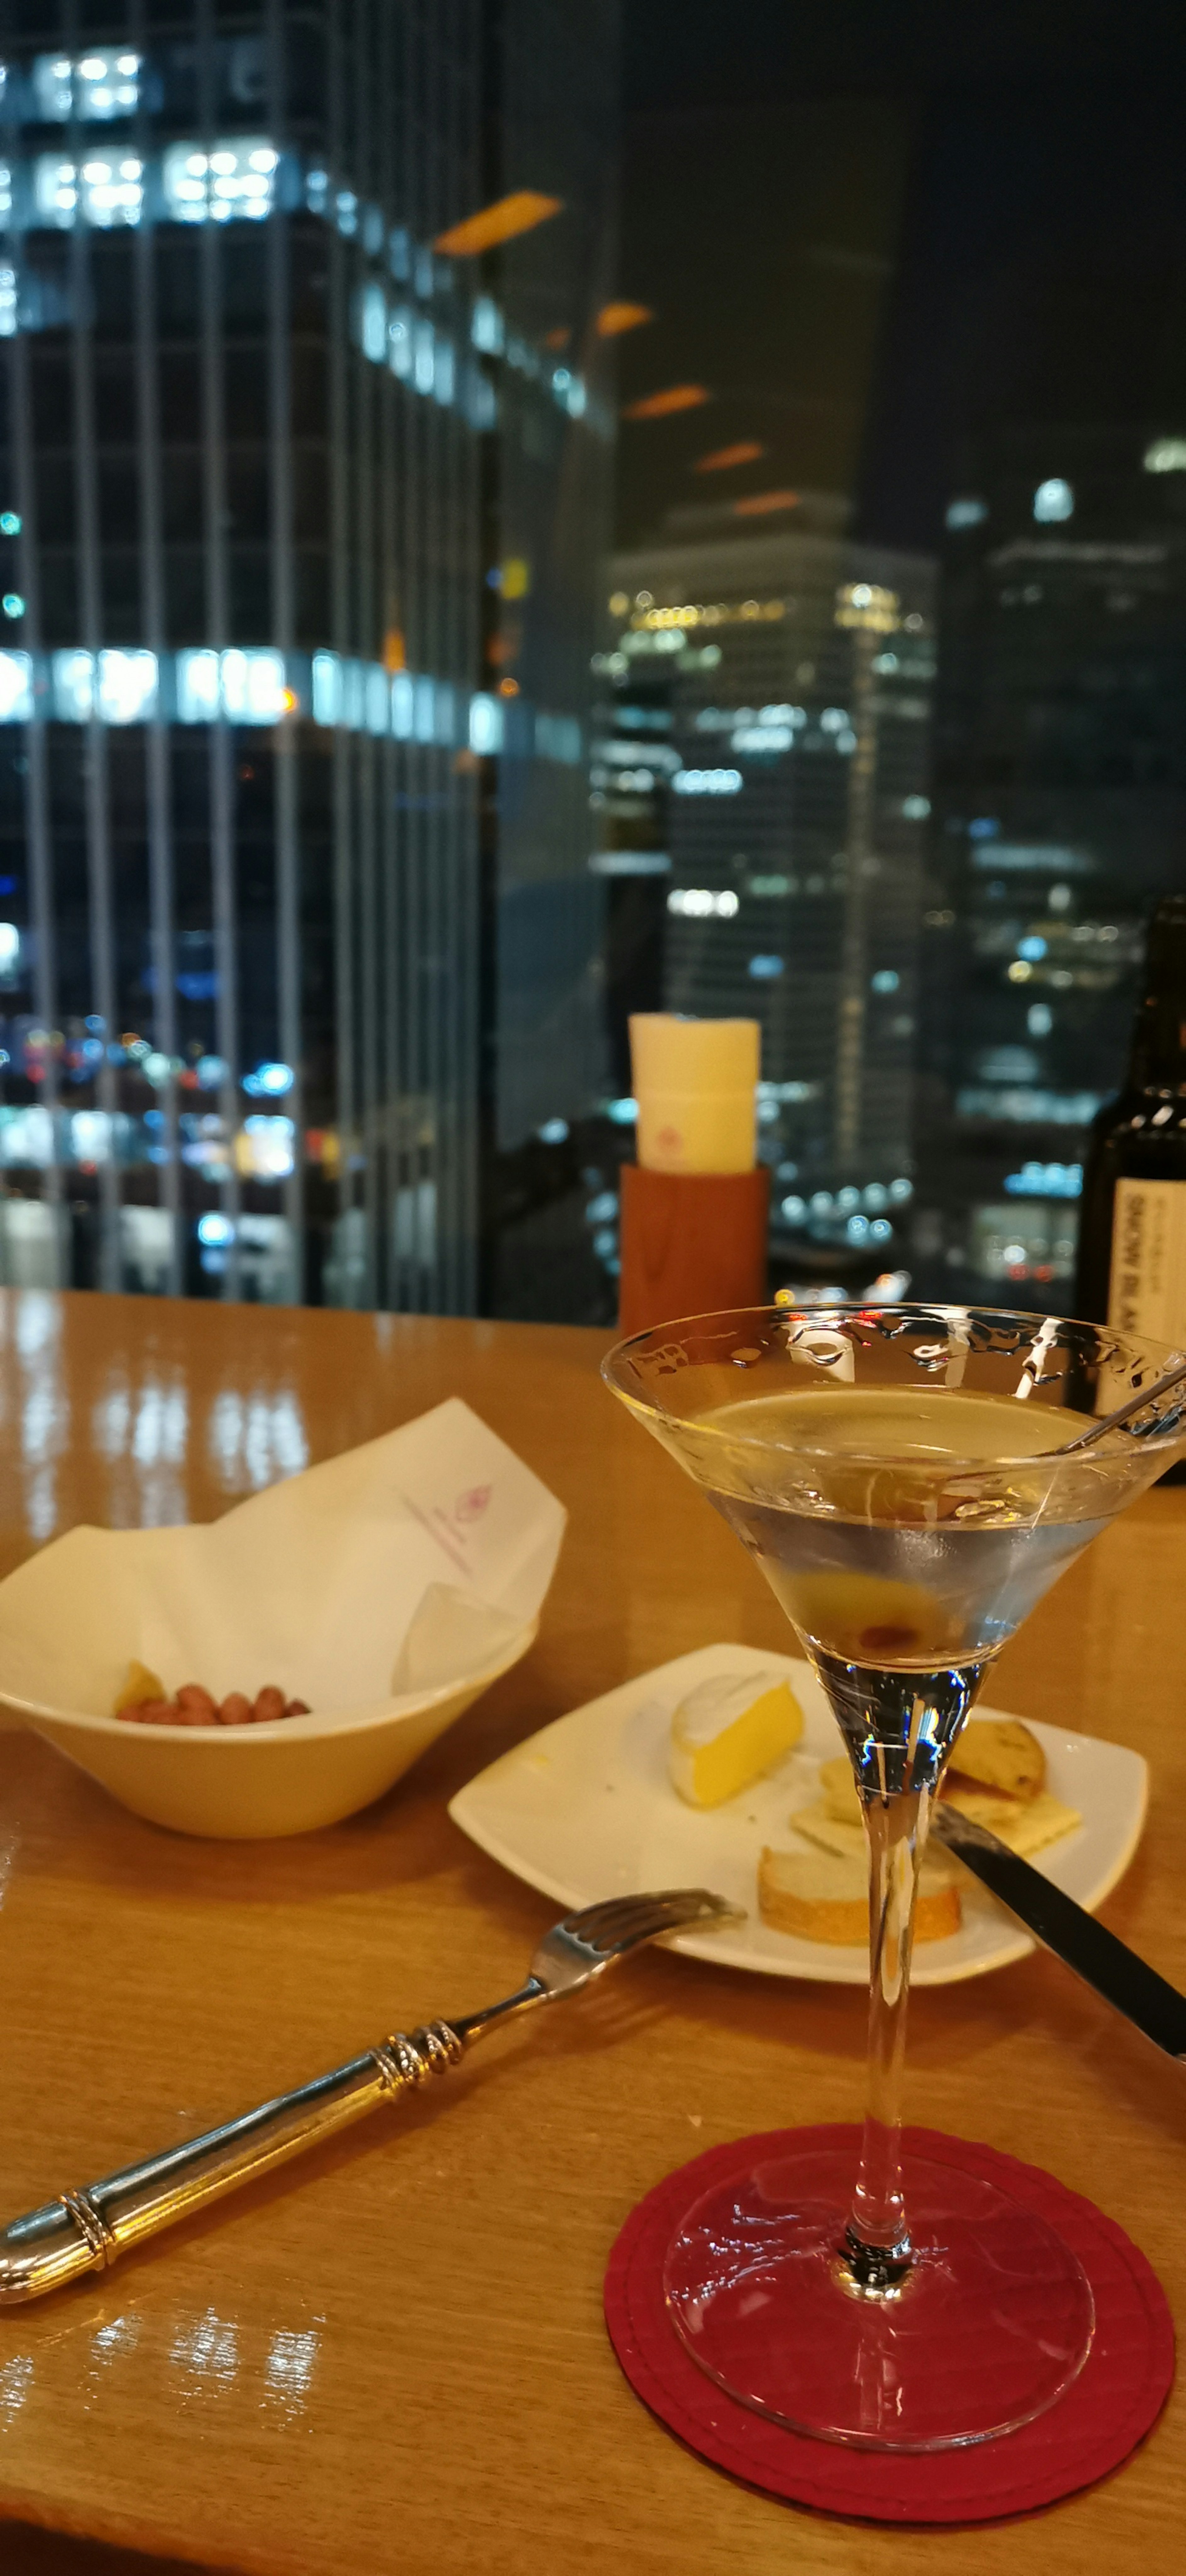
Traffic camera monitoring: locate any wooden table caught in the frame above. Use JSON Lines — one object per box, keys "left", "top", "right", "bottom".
{"left": 0, "top": 1290, "right": 1183, "bottom": 2576}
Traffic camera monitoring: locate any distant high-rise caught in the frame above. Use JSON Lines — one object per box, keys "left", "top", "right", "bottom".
{"left": 0, "top": 1, "right": 618, "bottom": 1309}
{"left": 600, "top": 524, "right": 935, "bottom": 1279}
{"left": 915, "top": 421, "right": 1186, "bottom": 1306}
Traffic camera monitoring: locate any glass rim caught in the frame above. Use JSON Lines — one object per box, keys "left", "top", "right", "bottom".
{"left": 603, "top": 1299, "right": 1186, "bottom": 1472}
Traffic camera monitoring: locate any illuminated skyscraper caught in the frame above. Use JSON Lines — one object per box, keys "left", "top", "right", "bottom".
{"left": 0, "top": 2, "right": 618, "bottom": 1308}
{"left": 601, "top": 525, "right": 935, "bottom": 1276}
{"left": 916, "top": 421, "right": 1186, "bottom": 1304}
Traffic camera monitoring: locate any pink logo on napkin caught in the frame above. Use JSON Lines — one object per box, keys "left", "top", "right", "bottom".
{"left": 454, "top": 1484, "right": 492, "bottom": 1525}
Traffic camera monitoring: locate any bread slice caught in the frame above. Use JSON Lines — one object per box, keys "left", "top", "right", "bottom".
{"left": 758, "top": 1840, "right": 962, "bottom": 1945}
{"left": 818, "top": 1754, "right": 862, "bottom": 1826}
{"left": 788, "top": 1801, "right": 961, "bottom": 1885}
{"left": 945, "top": 1716, "right": 1045, "bottom": 1800}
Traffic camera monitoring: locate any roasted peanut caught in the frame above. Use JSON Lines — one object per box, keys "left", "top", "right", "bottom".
{"left": 217, "top": 1693, "right": 253, "bottom": 1727}
{"left": 116, "top": 1680, "right": 310, "bottom": 1726}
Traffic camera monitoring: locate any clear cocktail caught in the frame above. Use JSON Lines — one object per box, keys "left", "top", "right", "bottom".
{"left": 604, "top": 1307, "right": 1186, "bottom": 2449}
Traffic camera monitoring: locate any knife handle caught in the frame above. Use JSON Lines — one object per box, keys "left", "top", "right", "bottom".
{"left": 0, "top": 2021, "right": 464, "bottom": 2307}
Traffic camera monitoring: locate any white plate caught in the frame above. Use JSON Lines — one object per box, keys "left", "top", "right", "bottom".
{"left": 449, "top": 1642, "right": 1149, "bottom": 1985}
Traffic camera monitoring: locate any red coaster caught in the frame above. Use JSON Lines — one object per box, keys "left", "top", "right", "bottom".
{"left": 604, "top": 2125, "right": 1174, "bottom": 2524}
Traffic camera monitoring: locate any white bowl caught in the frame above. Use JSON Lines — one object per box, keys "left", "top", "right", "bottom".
{"left": 0, "top": 1401, "right": 564, "bottom": 1839}
{"left": 1, "top": 1616, "right": 538, "bottom": 1840}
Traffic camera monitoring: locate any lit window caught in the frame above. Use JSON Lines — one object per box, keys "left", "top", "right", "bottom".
{"left": 0, "top": 922, "right": 19, "bottom": 977}
{"left": 1033, "top": 478, "right": 1074, "bottom": 524}
{"left": 311, "top": 651, "right": 342, "bottom": 726}
{"left": 364, "top": 665, "right": 389, "bottom": 736}
{"left": 220, "top": 650, "right": 286, "bottom": 724}
{"left": 358, "top": 282, "right": 387, "bottom": 364}
{"left": 667, "top": 887, "right": 739, "bottom": 919}
{"left": 243, "top": 1062, "right": 295, "bottom": 1098}
{"left": 162, "top": 138, "right": 280, "bottom": 225}
{"left": 97, "top": 649, "right": 157, "bottom": 723}
{"left": 433, "top": 336, "right": 455, "bottom": 407}
{"left": 0, "top": 268, "right": 15, "bottom": 337}
{"left": 747, "top": 954, "right": 784, "bottom": 979}
{"left": 732, "top": 725, "right": 792, "bottom": 752}
{"left": 469, "top": 692, "right": 504, "bottom": 755}
{"left": 1, "top": 593, "right": 22, "bottom": 619}
{"left": 52, "top": 650, "right": 96, "bottom": 720}
{"left": 32, "top": 156, "right": 78, "bottom": 226}
{"left": 341, "top": 665, "right": 364, "bottom": 729}
{"left": 388, "top": 308, "right": 413, "bottom": 379}
{"left": 414, "top": 678, "right": 436, "bottom": 743}
{"left": 902, "top": 794, "right": 930, "bottom": 819}
{"left": 413, "top": 321, "right": 436, "bottom": 396}
{"left": 175, "top": 650, "right": 221, "bottom": 723}
{"left": 870, "top": 969, "right": 900, "bottom": 994}
{"left": 472, "top": 295, "right": 505, "bottom": 354}
{"left": 391, "top": 672, "right": 415, "bottom": 739}
{"left": 1143, "top": 436, "right": 1186, "bottom": 474}
{"left": 31, "top": 143, "right": 143, "bottom": 228}
{"left": 0, "top": 652, "right": 32, "bottom": 721}
{"left": 945, "top": 497, "right": 987, "bottom": 530}
{"left": 31, "top": 52, "right": 140, "bottom": 123}
{"left": 240, "top": 1116, "right": 296, "bottom": 1180}
{"left": 671, "top": 767, "right": 742, "bottom": 795}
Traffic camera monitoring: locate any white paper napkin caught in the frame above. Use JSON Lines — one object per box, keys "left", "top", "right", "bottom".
{"left": 0, "top": 1398, "right": 566, "bottom": 1727}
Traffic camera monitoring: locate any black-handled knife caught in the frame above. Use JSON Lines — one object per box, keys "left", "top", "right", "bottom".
{"left": 931, "top": 1804, "right": 1186, "bottom": 2061}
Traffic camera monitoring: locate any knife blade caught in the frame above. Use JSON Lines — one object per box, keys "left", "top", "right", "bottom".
{"left": 931, "top": 1803, "right": 1186, "bottom": 2060}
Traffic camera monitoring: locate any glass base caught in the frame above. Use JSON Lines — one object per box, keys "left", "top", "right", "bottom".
{"left": 664, "top": 2143, "right": 1095, "bottom": 2451}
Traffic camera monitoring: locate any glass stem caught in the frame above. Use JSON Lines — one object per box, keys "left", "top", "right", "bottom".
{"left": 845, "top": 1784, "right": 931, "bottom": 2291}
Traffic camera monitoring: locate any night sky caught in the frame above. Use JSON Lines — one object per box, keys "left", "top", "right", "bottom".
{"left": 616, "top": 0, "right": 1186, "bottom": 553}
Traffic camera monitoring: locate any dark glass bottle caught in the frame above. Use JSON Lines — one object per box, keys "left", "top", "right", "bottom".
{"left": 1076, "top": 896, "right": 1186, "bottom": 1475}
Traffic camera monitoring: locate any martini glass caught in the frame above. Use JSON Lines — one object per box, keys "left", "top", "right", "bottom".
{"left": 603, "top": 1303, "right": 1186, "bottom": 2451}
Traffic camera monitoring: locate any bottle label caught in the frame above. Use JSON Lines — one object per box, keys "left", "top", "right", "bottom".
{"left": 1107, "top": 1178, "right": 1186, "bottom": 1343}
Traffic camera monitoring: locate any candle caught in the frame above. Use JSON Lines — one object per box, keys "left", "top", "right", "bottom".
{"left": 630, "top": 1014, "right": 759, "bottom": 1175}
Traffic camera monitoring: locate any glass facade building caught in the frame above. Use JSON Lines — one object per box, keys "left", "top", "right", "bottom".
{"left": 0, "top": 1, "right": 618, "bottom": 1309}
{"left": 915, "top": 422, "right": 1186, "bottom": 1306}
{"left": 599, "top": 526, "right": 935, "bottom": 1290}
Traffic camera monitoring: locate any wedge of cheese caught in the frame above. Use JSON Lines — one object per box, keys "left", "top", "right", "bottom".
{"left": 758, "top": 1843, "right": 962, "bottom": 1945}
{"left": 669, "top": 1668, "right": 803, "bottom": 1808}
